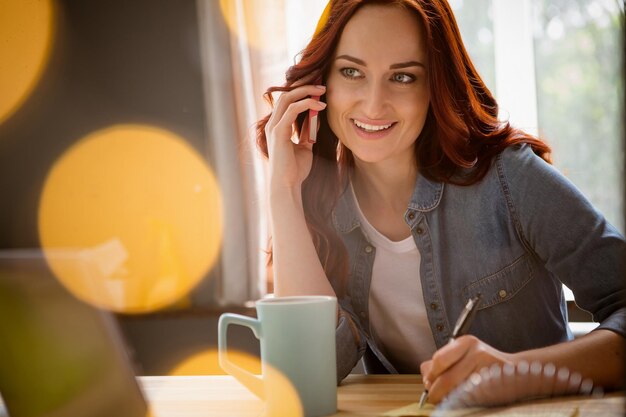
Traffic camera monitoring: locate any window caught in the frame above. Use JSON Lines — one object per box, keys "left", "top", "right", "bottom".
{"left": 455, "top": 0, "right": 624, "bottom": 232}
{"left": 468, "top": 0, "right": 622, "bottom": 233}
{"left": 450, "top": 0, "right": 497, "bottom": 92}
{"left": 532, "top": 0, "right": 624, "bottom": 232}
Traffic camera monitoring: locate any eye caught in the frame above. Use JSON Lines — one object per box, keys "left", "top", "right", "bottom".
{"left": 391, "top": 73, "right": 416, "bottom": 84}
{"left": 340, "top": 67, "right": 363, "bottom": 79}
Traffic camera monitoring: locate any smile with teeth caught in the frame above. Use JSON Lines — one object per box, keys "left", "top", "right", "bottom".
{"left": 352, "top": 119, "right": 394, "bottom": 132}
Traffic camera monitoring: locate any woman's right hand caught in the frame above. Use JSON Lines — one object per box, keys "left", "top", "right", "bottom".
{"left": 264, "top": 84, "right": 327, "bottom": 194}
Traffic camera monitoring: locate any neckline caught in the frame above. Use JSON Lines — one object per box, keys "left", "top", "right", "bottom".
{"left": 349, "top": 182, "right": 415, "bottom": 250}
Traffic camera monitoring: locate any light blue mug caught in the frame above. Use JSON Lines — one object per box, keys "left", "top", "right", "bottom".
{"left": 218, "top": 295, "right": 337, "bottom": 417}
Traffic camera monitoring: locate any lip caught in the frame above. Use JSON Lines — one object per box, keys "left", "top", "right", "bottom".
{"left": 350, "top": 118, "right": 397, "bottom": 139}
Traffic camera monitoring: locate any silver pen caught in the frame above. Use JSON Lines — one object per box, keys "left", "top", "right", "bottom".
{"left": 418, "top": 294, "right": 482, "bottom": 408}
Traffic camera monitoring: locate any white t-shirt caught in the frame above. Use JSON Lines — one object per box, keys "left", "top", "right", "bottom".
{"left": 351, "top": 184, "right": 437, "bottom": 372}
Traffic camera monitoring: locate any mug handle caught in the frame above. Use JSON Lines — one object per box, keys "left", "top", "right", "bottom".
{"left": 218, "top": 313, "right": 264, "bottom": 399}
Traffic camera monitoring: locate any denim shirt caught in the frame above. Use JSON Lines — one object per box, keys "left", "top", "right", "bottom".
{"left": 330, "top": 144, "right": 626, "bottom": 381}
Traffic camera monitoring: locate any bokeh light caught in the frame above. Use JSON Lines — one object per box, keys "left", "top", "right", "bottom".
{"left": 171, "top": 349, "right": 302, "bottom": 417}
{"left": 0, "top": 0, "right": 54, "bottom": 125}
{"left": 38, "top": 124, "right": 223, "bottom": 313}
{"left": 218, "top": 0, "right": 283, "bottom": 49}
{"left": 170, "top": 349, "right": 261, "bottom": 376}
{"left": 263, "top": 365, "right": 304, "bottom": 417}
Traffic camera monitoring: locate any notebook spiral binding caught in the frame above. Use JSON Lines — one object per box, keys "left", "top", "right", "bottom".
{"left": 434, "top": 360, "right": 604, "bottom": 414}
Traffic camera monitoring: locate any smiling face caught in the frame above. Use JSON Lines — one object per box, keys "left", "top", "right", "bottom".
{"left": 325, "top": 4, "right": 430, "bottom": 168}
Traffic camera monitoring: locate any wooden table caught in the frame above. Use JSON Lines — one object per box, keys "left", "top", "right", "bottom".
{"left": 140, "top": 374, "right": 625, "bottom": 417}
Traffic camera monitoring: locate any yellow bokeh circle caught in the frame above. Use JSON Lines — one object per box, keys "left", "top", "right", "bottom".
{"left": 171, "top": 349, "right": 303, "bottom": 417}
{"left": 38, "top": 124, "right": 223, "bottom": 313}
{"left": 170, "top": 349, "right": 261, "bottom": 376}
{"left": 218, "top": 0, "right": 283, "bottom": 49}
{"left": 0, "top": 0, "right": 55, "bottom": 125}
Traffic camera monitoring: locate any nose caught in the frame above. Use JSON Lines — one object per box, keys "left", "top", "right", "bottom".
{"left": 359, "top": 80, "right": 389, "bottom": 118}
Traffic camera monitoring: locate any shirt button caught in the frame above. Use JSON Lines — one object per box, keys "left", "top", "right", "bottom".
{"left": 408, "top": 212, "right": 416, "bottom": 220}
{"left": 364, "top": 245, "right": 373, "bottom": 253}
{"left": 430, "top": 303, "right": 438, "bottom": 311}
{"left": 436, "top": 324, "right": 444, "bottom": 332}
{"left": 416, "top": 228, "right": 424, "bottom": 235}
{"left": 499, "top": 289, "right": 507, "bottom": 298}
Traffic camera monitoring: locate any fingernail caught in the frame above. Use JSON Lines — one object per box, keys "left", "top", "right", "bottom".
{"left": 317, "top": 101, "right": 327, "bottom": 107}
{"left": 316, "top": 85, "right": 326, "bottom": 89}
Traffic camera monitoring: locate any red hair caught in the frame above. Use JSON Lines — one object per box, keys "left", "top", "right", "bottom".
{"left": 256, "top": 0, "right": 551, "bottom": 293}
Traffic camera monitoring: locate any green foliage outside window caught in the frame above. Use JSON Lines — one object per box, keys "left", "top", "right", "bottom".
{"left": 534, "top": 0, "right": 624, "bottom": 232}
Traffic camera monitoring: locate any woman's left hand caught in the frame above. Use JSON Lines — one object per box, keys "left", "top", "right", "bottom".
{"left": 420, "top": 335, "right": 515, "bottom": 404}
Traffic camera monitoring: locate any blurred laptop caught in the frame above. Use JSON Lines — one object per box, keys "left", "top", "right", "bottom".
{"left": 0, "top": 250, "right": 148, "bottom": 417}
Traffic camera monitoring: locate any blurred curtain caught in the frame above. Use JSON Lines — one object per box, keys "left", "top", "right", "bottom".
{"left": 194, "top": 0, "right": 329, "bottom": 302}
{"left": 194, "top": 0, "right": 286, "bottom": 305}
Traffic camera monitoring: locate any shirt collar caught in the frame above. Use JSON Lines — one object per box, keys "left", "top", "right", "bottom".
{"left": 332, "top": 173, "right": 444, "bottom": 234}
{"left": 407, "top": 173, "right": 444, "bottom": 212}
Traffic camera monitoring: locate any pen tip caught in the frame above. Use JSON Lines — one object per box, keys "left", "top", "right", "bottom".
{"left": 418, "top": 390, "right": 428, "bottom": 408}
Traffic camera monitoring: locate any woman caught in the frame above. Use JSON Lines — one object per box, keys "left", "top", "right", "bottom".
{"left": 256, "top": 0, "right": 625, "bottom": 404}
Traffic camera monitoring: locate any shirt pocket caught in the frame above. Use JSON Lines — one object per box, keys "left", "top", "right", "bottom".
{"left": 461, "top": 254, "right": 534, "bottom": 309}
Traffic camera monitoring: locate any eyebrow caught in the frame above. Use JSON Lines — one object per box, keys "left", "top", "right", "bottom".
{"left": 335, "top": 54, "right": 425, "bottom": 70}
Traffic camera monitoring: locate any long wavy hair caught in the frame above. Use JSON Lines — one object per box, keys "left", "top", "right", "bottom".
{"left": 256, "top": 0, "right": 551, "bottom": 294}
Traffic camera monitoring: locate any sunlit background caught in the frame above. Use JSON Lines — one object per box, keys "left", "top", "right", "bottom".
{"left": 0, "top": 0, "right": 622, "bottom": 408}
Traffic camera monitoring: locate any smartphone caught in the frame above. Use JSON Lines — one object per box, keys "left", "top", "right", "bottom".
{"left": 308, "top": 95, "right": 321, "bottom": 143}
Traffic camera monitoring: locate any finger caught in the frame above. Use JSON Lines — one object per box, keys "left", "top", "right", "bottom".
{"left": 420, "top": 360, "right": 433, "bottom": 388}
{"left": 270, "top": 84, "right": 326, "bottom": 126}
{"left": 427, "top": 346, "right": 483, "bottom": 403}
{"left": 274, "top": 98, "right": 326, "bottom": 142}
{"left": 428, "top": 337, "right": 474, "bottom": 381}
{"left": 265, "top": 97, "right": 324, "bottom": 147}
